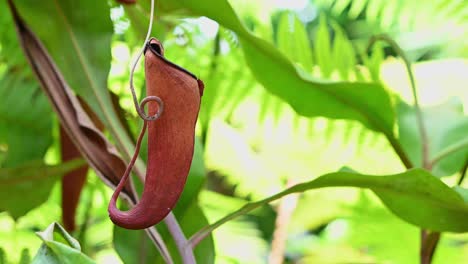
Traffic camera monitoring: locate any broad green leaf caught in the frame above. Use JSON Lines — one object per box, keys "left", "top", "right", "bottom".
{"left": 0, "top": 159, "right": 85, "bottom": 219}
{"left": 32, "top": 222, "right": 94, "bottom": 264}
{"left": 398, "top": 99, "right": 468, "bottom": 176}
{"left": 190, "top": 168, "right": 468, "bottom": 245}
{"left": 0, "top": 1, "right": 52, "bottom": 167}
{"left": 14, "top": 0, "right": 136, "bottom": 161}
{"left": 157, "top": 0, "right": 396, "bottom": 136}
{"left": 276, "top": 11, "right": 313, "bottom": 71}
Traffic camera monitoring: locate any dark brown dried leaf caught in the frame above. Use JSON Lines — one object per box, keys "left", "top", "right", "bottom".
{"left": 8, "top": 0, "right": 137, "bottom": 205}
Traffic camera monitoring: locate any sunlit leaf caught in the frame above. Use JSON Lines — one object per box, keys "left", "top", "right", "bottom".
{"left": 158, "top": 0, "right": 396, "bottom": 137}
{"left": 190, "top": 168, "right": 468, "bottom": 245}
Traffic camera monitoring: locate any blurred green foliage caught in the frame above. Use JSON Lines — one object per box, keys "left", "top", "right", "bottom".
{"left": 1, "top": 0, "right": 467, "bottom": 263}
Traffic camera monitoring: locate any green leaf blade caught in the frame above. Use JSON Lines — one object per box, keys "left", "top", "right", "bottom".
{"left": 161, "top": 0, "right": 396, "bottom": 136}
{"left": 191, "top": 169, "right": 468, "bottom": 244}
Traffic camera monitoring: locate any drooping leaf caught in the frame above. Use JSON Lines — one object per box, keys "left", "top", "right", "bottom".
{"left": 0, "top": 159, "right": 84, "bottom": 220}
{"left": 9, "top": 1, "right": 138, "bottom": 205}
{"left": 31, "top": 222, "right": 95, "bottom": 264}
{"left": 190, "top": 168, "right": 468, "bottom": 245}
{"left": 8, "top": 5, "right": 174, "bottom": 256}
{"left": 13, "top": 0, "right": 137, "bottom": 162}
{"left": 153, "top": 0, "right": 396, "bottom": 137}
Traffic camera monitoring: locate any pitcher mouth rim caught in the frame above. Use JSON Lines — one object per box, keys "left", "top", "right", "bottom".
{"left": 144, "top": 37, "right": 199, "bottom": 81}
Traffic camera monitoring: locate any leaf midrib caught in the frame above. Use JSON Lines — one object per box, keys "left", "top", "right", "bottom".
{"left": 51, "top": 0, "right": 132, "bottom": 160}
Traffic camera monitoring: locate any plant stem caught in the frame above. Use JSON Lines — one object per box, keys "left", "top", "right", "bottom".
{"left": 165, "top": 213, "right": 196, "bottom": 264}
{"left": 369, "top": 35, "right": 438, "bottom": 264}
{"left": 429, "top": 138, "right": 468, "bottom": 168}
{"left": 268, "top": 180, "right": 299, "bottom": 264}
{"left": 133, "top": 168, "right": 175, "bottom": 263}
{"left": 386, "top": 133, "right": 413, "bottom": 169}
{"left": 420, "top": 231, "right": 441, "bottom": 264}
{"left": 368, "top": 35, "right": 429, "bottom": 168}
{"left": 457, "top": 158, "right": 468, "bottom": 185}
{"left": 144, "top": 227, "right": 174, "bottom": 264}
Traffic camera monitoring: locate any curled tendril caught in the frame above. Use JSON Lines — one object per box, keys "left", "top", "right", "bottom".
{"left": 128, "top": 0, "right": 163, "bottom": 121}
{"left": 140, "top": 95, "right": 164, "bottom": 121}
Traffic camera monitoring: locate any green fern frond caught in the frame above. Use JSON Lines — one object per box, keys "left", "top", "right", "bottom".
{"left": 276, "top": 11, "right": 314, "bottom": 71}
{"left": 316, "top": 0, "right": 468, "bottom": 58}
{"left": 219, "top": 27, "right": 240, "bottom": 49}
